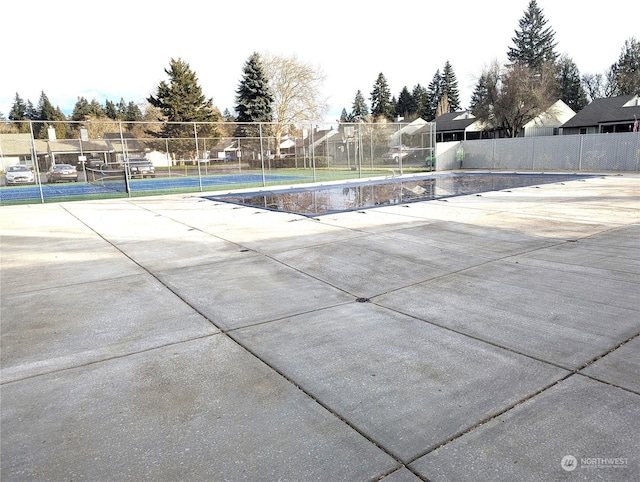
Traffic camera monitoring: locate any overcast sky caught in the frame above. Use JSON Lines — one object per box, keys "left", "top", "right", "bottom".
{"left": 1, "top": 0, "right": 637, "bottom": 123}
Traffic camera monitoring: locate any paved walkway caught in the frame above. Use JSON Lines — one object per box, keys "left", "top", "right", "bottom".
{"left": 1, "top": 173, "right": 639, "bottom": 481}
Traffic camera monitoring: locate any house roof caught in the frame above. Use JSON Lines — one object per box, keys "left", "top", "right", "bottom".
{"left": 433, "top": 111, "right": 478, "bottom": 132}
{"left": 311, "top": 129, "right": 340, "bottom": 147}
{"left": 0, "top": 134, "right": 32, "bottom": 156}
{"left": 561, "top": 95, "right": 640, "bottom": 128}
{"left": 523, "top": 99, "right": 576, "bottom": 128}
{"left": 34, "top": 139, "right": 112, "bottom": 154}
{"left": 1, "top": 133, "right": 123, "bottom": 157}
{"left": 103, "top": 132, "right": 145, "bottom": 153}
{"left": 399, "top": 118, "right": 429, "bottom": 136}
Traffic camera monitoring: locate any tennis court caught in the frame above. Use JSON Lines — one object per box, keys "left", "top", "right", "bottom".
{"left": 0, "top": 172, "right": 311, "bottom": 204}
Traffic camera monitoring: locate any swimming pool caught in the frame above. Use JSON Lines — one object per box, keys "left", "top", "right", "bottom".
{"left": 205, "top": 172, "right": 594, "bottom": 216}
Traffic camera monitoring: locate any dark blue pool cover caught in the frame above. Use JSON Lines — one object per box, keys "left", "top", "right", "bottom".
{"left": 205, "top": 172, "right": 596, "bottom": 216}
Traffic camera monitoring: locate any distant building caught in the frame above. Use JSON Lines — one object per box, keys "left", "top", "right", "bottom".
{"left": 522, "top": 100, "right": 575, "bottom": 137}
{"left": 560, "top": 95, "right": 640, "bottom": 135}
{"left": 433, "top": 111, "right": 489, "bottom": 141}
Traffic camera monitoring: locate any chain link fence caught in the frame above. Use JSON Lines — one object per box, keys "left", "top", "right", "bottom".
{"left": 2, "top": 120, "right": 637, "bottom": 205}
{"left": 0, "top": 120, "right": 436, "bottom": 204}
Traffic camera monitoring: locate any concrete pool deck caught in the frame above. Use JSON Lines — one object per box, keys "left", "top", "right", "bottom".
{"left": 1, "top": 172, "right": 639, "bottom": 481}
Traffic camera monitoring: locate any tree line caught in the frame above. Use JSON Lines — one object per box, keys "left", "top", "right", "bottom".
{"left": 344, "top": 1, "right": 639, "bottom": 137}
{"left": 3, "top": 0, "right": 639, "bottom": 146}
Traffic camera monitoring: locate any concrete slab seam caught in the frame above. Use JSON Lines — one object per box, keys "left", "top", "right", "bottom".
{"left": 57, "top": 205, "right": 420, "bottom": 478}
{"left": 575, "top": 331, "right": 640, "bottom": 396}
{"left": 393, "top": 328, "right": 640, "bottom": 465}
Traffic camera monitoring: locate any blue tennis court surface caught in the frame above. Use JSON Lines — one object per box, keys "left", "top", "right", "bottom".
{"left": 206, "top": 172, "right": 596, "bottom": 216}
{"left": 0, "top": 173, "right": 309, "bottom": 203}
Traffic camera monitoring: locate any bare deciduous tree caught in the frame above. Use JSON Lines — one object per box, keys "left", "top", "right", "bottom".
{"left": 581, "top": 73, "right": 605, "bottom": 102}
{"left": 262, "top": 53, "right": 328, "bottom": 157}
{"left": 472, "top": 60, "right": 559, "bottom": 138}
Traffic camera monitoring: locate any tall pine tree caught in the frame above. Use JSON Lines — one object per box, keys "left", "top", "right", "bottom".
{"left": 412, "top": 84, "right": 429, "bottom": 120}
{"left": 608, "top": 37, "right": 640, "bottom": 96}
{"left": 370, "top": 73, "right": 393, "bottom": 121}
{"left": 105, "top": 100, "right": 118, "bottom": 119}
{"left": 395, "top": 86, "right": 415, "bottom": 119}
{"left": 556, "top": 55, "right": 588, "bottom": 112}
{"left": 351, "top": 90, "right": 369, "bottom": 121}
{"left": 147, "top": 58, "right": 220, "bottom": 157}
{"left": 234, "top": 52, "right": 274, "bottom": 138}
{"left": 507, "top": 0, "right": 558, "bottom": 72}
{"left": 8, "top": 93, "right": 29, "bottom": 132}
{"left": 35, "top": 91, "right": 67, "bottom": 139}
{"left": 441, "top": 61, "right": 461, "bottom": 111}
{"left": 426, "top": 70, "right": 443, "bottom": 120}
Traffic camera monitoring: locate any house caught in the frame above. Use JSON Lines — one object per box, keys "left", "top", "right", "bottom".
{"left": 432, "top": 111, "right": 489, "bottom": 141}
{"left": 307, "top": 128, "right": 341, "bottom": 158}
{"left": 0, "top": 133, "right": 113, "bottom": 170}
{"left": 0, "top": 133, "right": 33, "bottom": 170}
{"left": 35, "top": 138, "right": 113, "bottom": 167}
{"left": 103, "top": 132, "right": 147, "bottom": 160}
{"left": 560, "top": 95, "right": 640, "bottom": 135}
{"left": 522, "top": 99, "right": 575, "bottom": 137}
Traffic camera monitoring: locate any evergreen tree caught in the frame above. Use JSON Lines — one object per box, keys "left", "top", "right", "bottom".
{"left": 37, "top": 91, "right": 58, "bottom": 121}
{"left": 395, "top": 86, "right": 414, "bottom": 119}
{"left": 25, "top": 100, "right": 38, "bottom": 120}
{"left": 426, "top": 70, "right": 443, "bottom": 120}
{"left": 8, "top": 93, "right": 29, "bottom": 132}
{"left": 469, "top": 74, "right": 490, "bottom": 113}
{"left": 148, "top": 57, "right": 220, "bottom": 155}
{"left": 117, "top": 98, "right": 128, "bottom": 119}
{"left": 351, "top": 90, "right": 369, "bottom": 120}
{"left": 556, "top": 55, "right": 588, "bottom": 112}
{"left": 412, "top": 84, "right": 429, "bottom": 120}
{"left": 339, "top": 108, "right": 352, "bottom": 123}
{"left": 470, "top": 62, "right": 501, "bottom": 123}
{"left": 70, "top": 96, "right": 105, "bottom": 120}
{"left": 441, "top": 61, "right": 461, "bottom": 111}
{"left": 9, "top": 93, "right": 27, "bottom": 121}
{"left": 222, "top": 108, "right": 236, "bottom": 122}
{"left": 609, "top": 37, "right": 640, "bottom": 96}
{"left": 105, "top": 100, "right": 118, "bottom": 119}
{"left": 71, "top": 97, "right": 91, "bottom": 121}
{"left": 124, "top": 101, "right": 142, "bottom": 122}
{"left": 370, "top": 73, "right": 393, "bottom": 121}
{"left": 234, "top": 52, "right": 273, "bottom": 138}
{"left": 34, "top": 91, "right": 67, "bottom": 139}
{"left": 507, "top": 0, "right": 558, "bottom": 72}
{"left": 89, "top": 99, "right": 106, "bottom": 118}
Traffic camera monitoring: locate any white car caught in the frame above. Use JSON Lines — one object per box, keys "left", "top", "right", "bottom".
{"left": 5, "top": 165, "right": 36, "bottom": 186}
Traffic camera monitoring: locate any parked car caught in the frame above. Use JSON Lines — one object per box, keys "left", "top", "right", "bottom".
{"left": 4, "top": 165, "right": 36, "bottom": 185}
{"left": 125, "top": 158, "right": 155, "bottom": 178}
{"left": 383, "top": 146, "right": 432, "bottom": 165}
{"left": 87, "top": 159, "right": 106, "bottom": 169}
{"left": 47, "top": 164, "right": 78, "bottom": 183}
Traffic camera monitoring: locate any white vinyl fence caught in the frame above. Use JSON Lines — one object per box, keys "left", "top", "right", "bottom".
{"left": 436, "top": 132, "right": 640, "bottom": 172}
